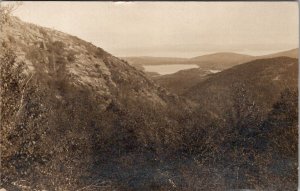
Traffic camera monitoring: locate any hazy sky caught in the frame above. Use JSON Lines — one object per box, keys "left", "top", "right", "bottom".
{"left": 8, "top": 1, "right": 299, "bottom": 57}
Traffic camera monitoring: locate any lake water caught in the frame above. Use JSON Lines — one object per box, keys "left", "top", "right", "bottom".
{"left": 209, "top": 70, "right": 221, "bottom": 73}
{"left": 143, "top": 64, "right": 199, "bottom": 75}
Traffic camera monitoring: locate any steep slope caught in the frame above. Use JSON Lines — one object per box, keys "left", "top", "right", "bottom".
{"left": 1, "top": 17, "right": 180, "bottom": 107}
{"left": 0, "top": 16, "right": 190, "bottom": 190}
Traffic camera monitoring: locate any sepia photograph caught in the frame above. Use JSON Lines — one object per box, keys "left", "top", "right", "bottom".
{"left": 0, "top": 1, "right": 298, "bottom": 190}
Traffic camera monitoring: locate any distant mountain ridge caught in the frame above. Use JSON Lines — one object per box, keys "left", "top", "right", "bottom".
{"left": 151, "top": 48, "right": 298, "bottom": 94}
{"left": 188, "top": 52, "right": 254, "bottom": 70}
{"left": 123, "top": 48, "right": 298, "bottom": 72}
{"left": 258, "top": 48, "right": 298, "bottom": 59}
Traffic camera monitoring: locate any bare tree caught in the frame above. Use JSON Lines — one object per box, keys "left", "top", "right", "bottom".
{"left": 0, "top": 2, "right": 22, "bottom": 26}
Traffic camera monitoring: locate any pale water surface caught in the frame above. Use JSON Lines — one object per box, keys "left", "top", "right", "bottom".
{"left": 209, "top": 70, "right": 221, "bottom": 73}
{"left": 143, "top": 64, "right": 199, "bottom": 75}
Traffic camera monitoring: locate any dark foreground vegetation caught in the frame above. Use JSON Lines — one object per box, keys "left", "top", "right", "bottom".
{"left": 0, "top": 5, "right": 298, "bottom": 191}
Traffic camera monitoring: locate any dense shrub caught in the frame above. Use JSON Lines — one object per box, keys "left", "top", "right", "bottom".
{"left": 1, "top": 49, "right": 27, "bottom": 185}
